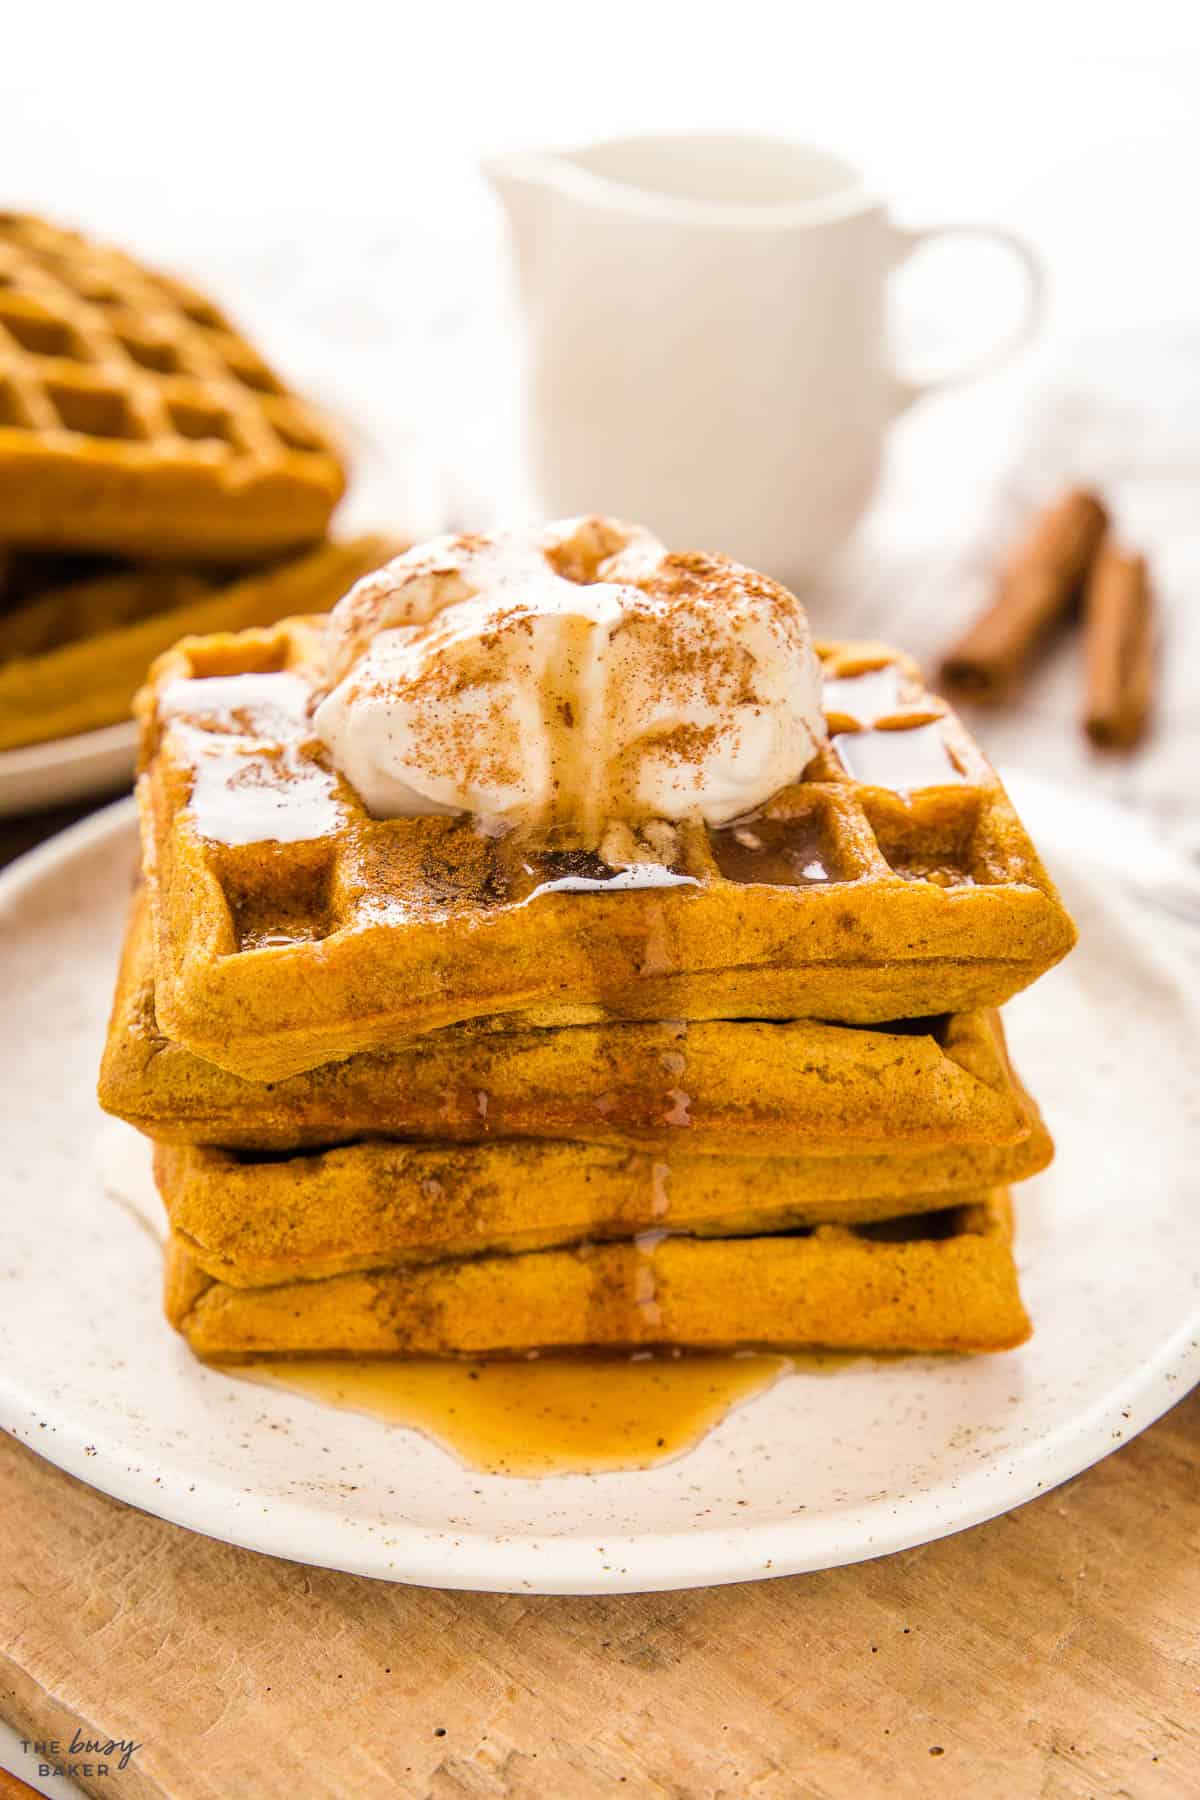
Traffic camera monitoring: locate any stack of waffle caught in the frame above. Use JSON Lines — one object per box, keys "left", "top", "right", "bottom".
{"left": 0, "top": 212, "right": 394, "bottom": 749}
{"left": 99, "top": 589, "right": 1076, "bottom": 1363}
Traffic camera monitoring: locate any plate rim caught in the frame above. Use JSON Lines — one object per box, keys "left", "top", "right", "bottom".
{"left": 0, "top": 718, "right": 137, "bottom": 818}
{"left": 0, "top": 717, "right": 137, "bottom": 777}
{"left": 1, "top": 786, "right": 1198, "bottom": 1594}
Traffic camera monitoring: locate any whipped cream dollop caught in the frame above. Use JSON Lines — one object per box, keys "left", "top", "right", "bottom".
{"left": 314, "top": 516, "right": 827, "bottom": 834}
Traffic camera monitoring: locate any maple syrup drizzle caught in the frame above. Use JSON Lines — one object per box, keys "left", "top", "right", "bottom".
{"left": 832, "top": 721, "right": 964, "bottom": 793}
{"left": 649, "top": 1160, "right": 673, "bottom": 1216}
{"left": 233, "top": 1351, "right": 789, "bottom": 1476}
{"left": 184, "top": 744, "right": 343, "bottom": 847}
{"left": 161, "top": 671, "right": 344, "bottom": 847}
{"left": 708, "top": 814, "right": 833, "bottom": 885}
{"left": 527, "top": 860, "right": 699, "bottom": 898}
{"left": 821, "top": 663, "right": 905, "bottom": 724}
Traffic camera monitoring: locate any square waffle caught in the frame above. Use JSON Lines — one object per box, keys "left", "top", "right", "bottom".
{"left": 155, "top": 1127, "right": 1051, "bottom": 1288}
{"left": 101, "top": 887, "right": 1044, "bottom": 1155}
{"left": 0, "top": 536, "right": 398, "bottom": 749}
{"left": 136, "top": 623, "right": 1077, "bottom": 1081}
{"left": 0, "top": 213, "right": 345, "bottom": 561}
{"left": 165, "top": 1192, "right": 1030, "bottom": 1358}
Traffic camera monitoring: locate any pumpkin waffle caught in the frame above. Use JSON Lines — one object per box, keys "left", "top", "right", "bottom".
{"left": 0, "top": 212, "right": 345, "bottom": 561}
{"left": 102, "top": 887, "right": 1043, "bottom": 1154}
{"left": 136, "top": 622, "right": 1076, "bottom": 1082}
{"left": 0, "top": 535, "right": 398, "bottom": 750}
{"left": 155, "top": 1121, "right": 1050, "bottom": 1287}
{"left": 164, "top": 1191, "right": 1030, "bottom": 1358}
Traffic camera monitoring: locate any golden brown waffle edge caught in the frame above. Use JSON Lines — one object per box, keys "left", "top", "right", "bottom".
{"left": 154, "top": 1127, "right": 1052, "bottom": 1288}
{"left": 100, "top": 886, "right": 1045, "bottom": 1156}
{"left": 135, "top": 627, "right": 1078, "bottom": 1080}
{"left": 164, "top": 1192, "right": 1031, "bottom": 1359}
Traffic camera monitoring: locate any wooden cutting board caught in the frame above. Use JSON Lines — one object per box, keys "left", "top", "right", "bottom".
{"left": 2, "top": 1394, "right": 1197, "bottom": 1800}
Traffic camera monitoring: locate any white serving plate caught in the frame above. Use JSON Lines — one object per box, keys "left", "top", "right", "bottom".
{"left": 0, "top": 781, "right": 1196, "bottom": 1593}
{"left": 0, "top": 720, "right": 136, "bottom": 817}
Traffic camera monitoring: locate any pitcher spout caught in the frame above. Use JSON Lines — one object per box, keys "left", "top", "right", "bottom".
{"left": 481, "top": 152, "right": 557, "bottom": 297}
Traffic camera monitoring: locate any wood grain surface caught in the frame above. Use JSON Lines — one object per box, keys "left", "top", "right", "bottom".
{"left": 1, "top": 1393, "right": 1197, "bottom": 1800}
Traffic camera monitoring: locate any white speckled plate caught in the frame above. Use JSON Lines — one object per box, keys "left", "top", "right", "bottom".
{"left": 0, "top": 782, "right": 1197, "bottom": 1593}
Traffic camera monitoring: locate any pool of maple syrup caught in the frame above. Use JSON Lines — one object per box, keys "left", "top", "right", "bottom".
{"left": 233, "top": 1351, "right": 791, "bottom": 1477}
{"left": 707, "top": 814, "right": 834, "bottom": 885}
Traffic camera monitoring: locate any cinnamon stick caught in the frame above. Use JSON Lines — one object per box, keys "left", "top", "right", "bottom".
{"left": 940, "top": 488, "right": 1109, "bottom": 702}
{"left": 1083, "top": 542, "right": 1154, "bottom": 749}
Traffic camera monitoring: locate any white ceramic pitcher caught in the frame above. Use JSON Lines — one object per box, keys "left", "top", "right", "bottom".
{"left": 484, "top": 134, "right": 1044, "bottom": 583}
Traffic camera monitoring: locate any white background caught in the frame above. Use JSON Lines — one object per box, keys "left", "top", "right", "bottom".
{"left": 3, "top": 3, "right": 1200, "bottom": 323}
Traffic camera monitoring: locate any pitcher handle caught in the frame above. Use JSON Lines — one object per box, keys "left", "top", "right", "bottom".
{"left": 889, "top": 223, "right": 1046, "bottom": 411}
